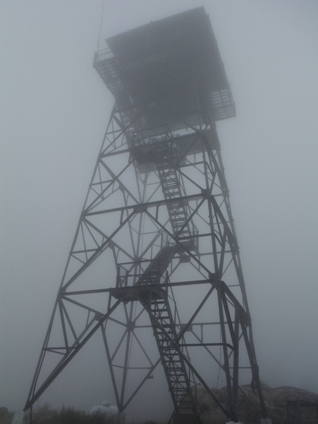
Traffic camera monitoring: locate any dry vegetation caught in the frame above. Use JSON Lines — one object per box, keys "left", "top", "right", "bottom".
{"left": 0, "top": 411, "right": 14, "bottom": 424}
{"left": 0, "top": 405, "right": 166, "bottom": 424}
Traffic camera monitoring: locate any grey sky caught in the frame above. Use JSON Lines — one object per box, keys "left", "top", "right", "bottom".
{"left": 1, "top": 1, "right": 318, "bottom": 421}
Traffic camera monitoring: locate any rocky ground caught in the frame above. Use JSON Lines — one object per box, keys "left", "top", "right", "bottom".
{"left": 194, "top": 384, "right": 318, "bottom": 424}
{"left": 2, "top": 386, "right": 317, "bottom": 424}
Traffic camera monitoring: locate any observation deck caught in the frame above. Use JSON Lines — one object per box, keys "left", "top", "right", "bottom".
{"left": 94, "top": 7, "right": 235, "bottom": 127}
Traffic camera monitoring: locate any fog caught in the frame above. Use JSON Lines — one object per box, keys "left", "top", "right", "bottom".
{"left": 1, "top": 1, "right": 318, "bottom": 422}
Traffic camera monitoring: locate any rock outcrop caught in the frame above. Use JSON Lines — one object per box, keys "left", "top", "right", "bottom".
{"left": 193, "top": 384, "right": 318, "bottom": 424}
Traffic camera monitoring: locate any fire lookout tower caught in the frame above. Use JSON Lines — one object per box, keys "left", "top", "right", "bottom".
{"left": 25, "top": 7, "right": 269, "bottom": 424}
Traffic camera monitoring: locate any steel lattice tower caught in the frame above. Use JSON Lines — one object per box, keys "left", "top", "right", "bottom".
{"left": 25, "top": 8, "right": 269, "bottom": 423}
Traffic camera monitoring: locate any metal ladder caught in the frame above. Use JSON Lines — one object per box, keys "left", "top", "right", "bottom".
{"left": 156, "top": 141, "right": 197, "bottom": 252}
{"left": 135, "top": 246, "right": 197, "bottom": 418}
{"left": 147, "top": 295, "right": 196, "bottom": 417}
{"left": 136, "top": 245, "right": 176, "bottom": 286}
